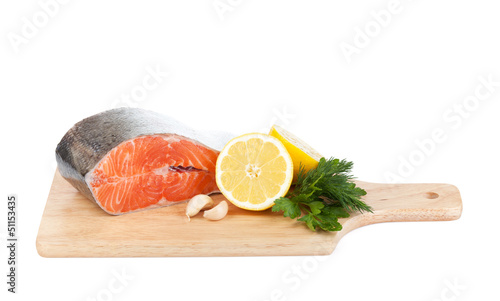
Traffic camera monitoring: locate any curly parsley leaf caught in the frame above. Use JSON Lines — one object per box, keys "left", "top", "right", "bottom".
{"left": 273, "top": 197, "right": 301, "bottom": 219}
{"left": 306, "top": 201, "right": 324, "bottom": 215}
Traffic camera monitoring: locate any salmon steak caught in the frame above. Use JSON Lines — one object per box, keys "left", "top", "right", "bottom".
{"left": 56, "top": 108, "right": 231, "bottom": 215}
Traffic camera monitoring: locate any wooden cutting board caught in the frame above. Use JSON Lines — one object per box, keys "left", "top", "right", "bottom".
{"left": 36, "top": 170, "right": 462, "bottom": 257}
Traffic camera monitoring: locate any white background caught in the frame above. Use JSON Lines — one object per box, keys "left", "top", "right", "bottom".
{"left": 1, "top": 1, "right": 499, "bottom": 300}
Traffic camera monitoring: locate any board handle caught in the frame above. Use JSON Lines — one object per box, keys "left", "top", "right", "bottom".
{"left": 347, "top": 181, "right": 463, "bottom": 228}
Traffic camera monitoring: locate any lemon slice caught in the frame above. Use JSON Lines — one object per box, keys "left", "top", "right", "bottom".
{"left": 269, "top": 125, "right": 322, "bottom": 182}
{"left": 215, "top": 133, "right": 293, "bottom": 211}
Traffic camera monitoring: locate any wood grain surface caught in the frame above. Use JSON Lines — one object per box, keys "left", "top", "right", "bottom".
{"left": 36, "top": 170, "right": 462, "bottom": 257}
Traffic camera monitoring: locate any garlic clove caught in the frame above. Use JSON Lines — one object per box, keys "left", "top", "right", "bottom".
{"left": 186, "top": 194, "right": 214, "bottom": 221}
{"left": 203, "top": 201, "right": 229, "bottom": 221}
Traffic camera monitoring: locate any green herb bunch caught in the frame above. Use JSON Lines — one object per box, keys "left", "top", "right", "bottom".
{"left": 272, "top": 157, "right": 372, "bottom": 231}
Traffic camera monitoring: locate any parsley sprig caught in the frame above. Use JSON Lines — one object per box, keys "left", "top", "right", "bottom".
{"left": 272, "top": 157, "right": 372, "bottom": 231}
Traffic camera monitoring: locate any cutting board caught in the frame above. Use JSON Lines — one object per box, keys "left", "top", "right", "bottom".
{"left": 36, "top": 170, "right": 462, "bottom": 257}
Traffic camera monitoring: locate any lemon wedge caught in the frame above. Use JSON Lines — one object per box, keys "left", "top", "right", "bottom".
{"left": 269, "top": 125, "right": 322, "bottom": 182}
{"left": 215, "top": 133, "right": 293, "bottom": 211}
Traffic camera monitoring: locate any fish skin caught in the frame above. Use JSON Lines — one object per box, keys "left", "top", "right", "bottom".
{"left": 55, "top": 107, "right": 233, "bottom": 211}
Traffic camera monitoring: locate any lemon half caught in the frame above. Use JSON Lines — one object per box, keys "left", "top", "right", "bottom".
{"left": 269, "top": 125, "right": 322, "bottom": 182}
{"left": 215, "top": 133, "right": 293, "bottom": 211}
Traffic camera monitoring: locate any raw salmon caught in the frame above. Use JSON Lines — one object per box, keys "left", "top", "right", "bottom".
{"left": 56, "top": 108, "right": 231, "bottom": 215}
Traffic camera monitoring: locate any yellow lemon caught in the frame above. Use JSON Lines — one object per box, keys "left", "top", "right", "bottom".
{"left": 269, "top": 125, "right": 322, "bottom": 182}
{"left": 215, "top": 133, "right": 293, "bottom": 211}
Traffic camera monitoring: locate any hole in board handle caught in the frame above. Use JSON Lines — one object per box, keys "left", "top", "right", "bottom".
{"left": 425, "top": 192, "right": 439, "bottom": 199}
